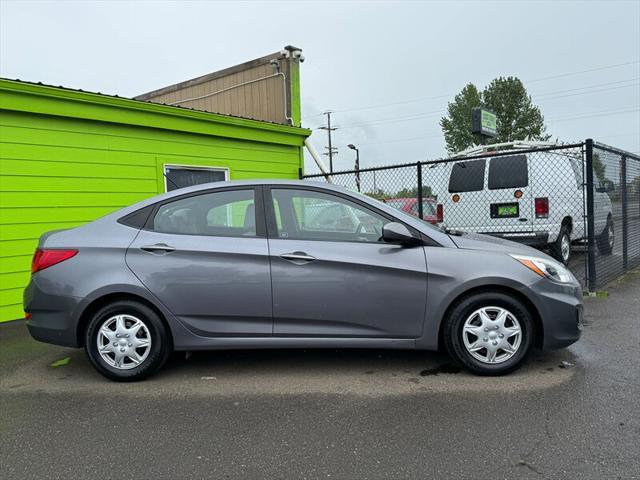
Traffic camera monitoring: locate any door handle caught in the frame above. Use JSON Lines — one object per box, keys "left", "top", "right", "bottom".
{"left": 140, "top": 243, "right": 176, "bottom": 254}
{"left": 280, "top": 251, "right": 316, "bottom": 263}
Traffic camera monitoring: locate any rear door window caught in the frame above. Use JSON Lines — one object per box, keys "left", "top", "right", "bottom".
{"left": 153, "top": 189, "right": 257, "bottom": 237}
{"left": 488, "top": 155, "right": 528, "bottom": 190}
{"left": 448, "top": 160, "right": 486, "bottom": 193}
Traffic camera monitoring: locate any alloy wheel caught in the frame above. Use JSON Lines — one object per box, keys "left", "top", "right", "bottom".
{"left": 96, "top": 314, "right": 152, "bottom": 369}
{"left": 462, "top": 306, "right": 522, "bottom": 364}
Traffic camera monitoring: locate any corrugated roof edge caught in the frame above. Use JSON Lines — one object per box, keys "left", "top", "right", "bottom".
{"left": 0, "top": 77, "right": 311, "bottom": 136}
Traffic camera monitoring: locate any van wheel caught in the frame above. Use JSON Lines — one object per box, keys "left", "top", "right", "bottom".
{"left": 550, "top": 225, "right": 571, "bottom": 265}
{"left": 85, "top": 300, "right": 171, "bottom": 382}
{"left": 597, "top": 217, "right": 614, "bottom": 255}
{"left": 443, "top": 292, "right": 533, "bottom": 376}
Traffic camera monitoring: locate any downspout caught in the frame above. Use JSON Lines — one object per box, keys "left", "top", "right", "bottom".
{"left": 304, "top": 137, "right": 332, "bottom": 182}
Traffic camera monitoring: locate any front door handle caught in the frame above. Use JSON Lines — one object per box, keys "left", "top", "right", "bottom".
{"left": 280, "top": 251, "right": 316, "bottom": 264}
{"left": 140, "top": 243, "right": 176, "bottom": 254}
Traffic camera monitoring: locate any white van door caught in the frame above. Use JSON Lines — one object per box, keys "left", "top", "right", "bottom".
{"left": 483, "top": 154, "right": 534, "bottom": 235}
{"left": 441, "top": 158, "right": 488, "bottom": 232}
{"left": 442, "top": 155, "right": 534, "bottom": 235}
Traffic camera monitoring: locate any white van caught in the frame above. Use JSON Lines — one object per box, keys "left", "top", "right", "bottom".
{"left": 434, "top": 146, "right": 614, "bottom": 264}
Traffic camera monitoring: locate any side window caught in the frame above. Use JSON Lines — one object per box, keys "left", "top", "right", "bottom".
{"left": 568, "top": 158, "right": 583, "bottom": 189}
{"left": 411, "top": 201, "right": 436, "bottom": 216}
{"left": 488, "top": 155, "right": 529, "bottom": 190}
{"left": 153, "top": 189, "right": 257, "bottom": 237}
{"left": 449, "top": 160, "right": 486, "bottom": 193}
{"left": 271, "top": 189, "right": 386, "bottom": 243}
{"left": 164, "top": 166, "right": 227, "bottom": 191}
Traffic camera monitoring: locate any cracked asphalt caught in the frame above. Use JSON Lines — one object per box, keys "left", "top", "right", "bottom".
{"left": 1, "top": 270, "right": 638, "bottom": 479}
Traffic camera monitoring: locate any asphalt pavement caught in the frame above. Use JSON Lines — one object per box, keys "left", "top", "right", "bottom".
{"left": 1, "top": 269, "right": 639, "bottom": 479}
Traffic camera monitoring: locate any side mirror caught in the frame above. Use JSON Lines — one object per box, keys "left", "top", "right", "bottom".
{"left": 382, "top": 222, "right": 420, "bottom": 246}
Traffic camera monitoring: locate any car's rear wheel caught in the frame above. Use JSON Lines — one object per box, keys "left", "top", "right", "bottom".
{"left": 85, "top": 300, "right": 171, "bottom": 381}
{"left": 550, "top": 224, "right": 571, "bottom": 265}
{"left": 443, "top": 292, "right": 534, "bottom": 375}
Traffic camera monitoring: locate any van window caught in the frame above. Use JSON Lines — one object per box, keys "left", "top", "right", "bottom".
{"left": 488, "top": 155, "right": 528, "bottom": 190}
{"left": 448, "top": 160, "right": 486, "bottom": 193}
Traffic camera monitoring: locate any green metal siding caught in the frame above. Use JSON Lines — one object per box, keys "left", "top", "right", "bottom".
{"left": 0, "top": 79, "right": 310, "bottom": 322}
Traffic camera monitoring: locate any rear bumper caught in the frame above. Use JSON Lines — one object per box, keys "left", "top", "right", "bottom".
{"left": 23, "top": 279, "right": 82, "bottom": 348}
{"left": 481, "top": 231, "right": 550, "bottom": 247}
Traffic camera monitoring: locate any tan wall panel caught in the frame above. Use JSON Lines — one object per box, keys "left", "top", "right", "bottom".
{"left": 142, "top": 58, "right": 291, "bottom": 125}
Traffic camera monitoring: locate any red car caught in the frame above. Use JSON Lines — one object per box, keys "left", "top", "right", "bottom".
{"left": 384, "top": 197, "right": 439, "bottom": 224}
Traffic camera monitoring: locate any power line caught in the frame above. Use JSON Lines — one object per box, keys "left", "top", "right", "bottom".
{"left": 331, "top": 80, "right": 639, "bottom": 130}
{"left": 534, "top": 77, "right": 639, "bottom": 98}
{"left": 302, "top": 60, "right": 640, "bottom": 119}
{"left": 526, "top": 60, "right": 640, "bottom": 83}
{"left": 547, "top": 106, "right": 640, "bottom": 123}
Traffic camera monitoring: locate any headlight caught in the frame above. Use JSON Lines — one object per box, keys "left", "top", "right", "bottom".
{"left": 510, "top": 254, "right": 575, "bottom": 284}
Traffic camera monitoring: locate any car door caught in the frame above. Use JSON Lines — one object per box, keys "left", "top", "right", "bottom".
{"left": 126, "top": 186, "right": 273, "bottom": 336}
{"left": 265, "top": 186, "right": 428, "bottom": 338}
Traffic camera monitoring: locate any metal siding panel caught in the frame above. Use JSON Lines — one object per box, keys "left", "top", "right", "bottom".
{"left": 0, "top": 82, "right": 307, "bottom": 321}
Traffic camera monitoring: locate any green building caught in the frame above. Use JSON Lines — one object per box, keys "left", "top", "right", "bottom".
{"left": 0, "top": 49, "right": 310, "bottom": 322}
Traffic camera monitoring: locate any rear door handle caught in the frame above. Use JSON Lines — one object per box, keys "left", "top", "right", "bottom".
{"left": 140, "top": 243, "right": 176, "bottom": 254}
{"left": 280, "top": 251, "right": 316, "bottom": 263}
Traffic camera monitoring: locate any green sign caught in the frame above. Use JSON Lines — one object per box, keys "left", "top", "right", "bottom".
{"left": 471, "top": 107, "right": 497, "bottom": 137}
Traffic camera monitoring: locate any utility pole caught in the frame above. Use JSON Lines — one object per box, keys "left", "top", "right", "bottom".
{"left": 319, "top": 111, "right": 337, "bottom": 172}
{"left": 348, "top": 144, "right": 360, "bottom": 192}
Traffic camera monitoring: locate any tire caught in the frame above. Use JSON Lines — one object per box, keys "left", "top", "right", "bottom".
{"left": 549, "top": 224, "right": 571, "bottom": 265}
{"left": 596, "top": 216, "right": 614, "bottom": 256}
{"left": 443, "top": 291, "right": 534, "bottom": 376}
{"left": 85, "top": 300, "right": 171, "bottom": 381}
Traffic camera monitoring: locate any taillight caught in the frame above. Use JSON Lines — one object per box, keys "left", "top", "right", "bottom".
{"left": 535, "top": 197, "right": 549, "bottom": 218}
{"left": 436, "top": 204, "right": 443, "bottom": 223}
{"left": 31, "top": 249, "right": 78, "bottom": 273}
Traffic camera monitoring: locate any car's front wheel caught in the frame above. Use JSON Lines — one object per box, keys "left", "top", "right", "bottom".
{"left": 443, "top": 292, "right": 534, "bottom": 375}
{"left": 85, "top": 300, "right": 171, "bottom": 381}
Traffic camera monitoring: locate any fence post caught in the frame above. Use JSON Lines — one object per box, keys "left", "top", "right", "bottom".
{"left": 417, "top": 162, "right": 424, "bottom": 219}
{"left": 621, "top": 154, "right": 628, "bottom": 272}
{"left": 585, "top": 139, "right": 597, "bottom": 291}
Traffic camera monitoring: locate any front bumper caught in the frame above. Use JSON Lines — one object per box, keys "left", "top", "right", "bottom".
{"left": 529, "top": 278, "right": 583, "bottom": 350}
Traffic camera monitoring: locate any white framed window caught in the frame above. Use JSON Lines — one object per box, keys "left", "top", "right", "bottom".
{"left": 163, "top": 164, "right": 229, "bottom": 192}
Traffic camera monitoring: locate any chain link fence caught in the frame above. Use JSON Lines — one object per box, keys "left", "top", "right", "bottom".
{"left": 302, "top": 140, "right": 640, "bottom": 291}
{"left": 589, "top": 142, "right": 640, "bottom": 288}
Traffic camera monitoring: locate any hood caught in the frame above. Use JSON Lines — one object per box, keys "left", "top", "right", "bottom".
{"left": 449, "top": 232, "right": 554, "bottom": 260}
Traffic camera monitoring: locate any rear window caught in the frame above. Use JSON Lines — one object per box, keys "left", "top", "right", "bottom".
{"left": 488, "top": 155, "right": 528, "bottom": 190}
{"left": 448, "top": 160, "right": 486, "bottom": 193}
{"left": 385, "top": 200, "right": 407, "bottom": 210}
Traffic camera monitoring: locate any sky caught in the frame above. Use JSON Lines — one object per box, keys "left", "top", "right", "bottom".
{"left": 1, "top": 0, "right": 639, "bottom": 174}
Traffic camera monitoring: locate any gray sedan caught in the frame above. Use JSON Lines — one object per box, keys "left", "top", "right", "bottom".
{"left": 24, "top": 180, "right": 583, "bottom": 381}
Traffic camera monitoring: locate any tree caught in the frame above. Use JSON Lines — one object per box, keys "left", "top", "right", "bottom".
{"left": 592, "top": 152, "right": 606, "bottom": 184}
{"left": 394, "top": 185, "right": 433, "bottom": 198}
{"left": 440, "top": 83, "right": 482, "bottom": 154}
{"left": 440, "top": 77, "right": 551, "bottom": 154}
